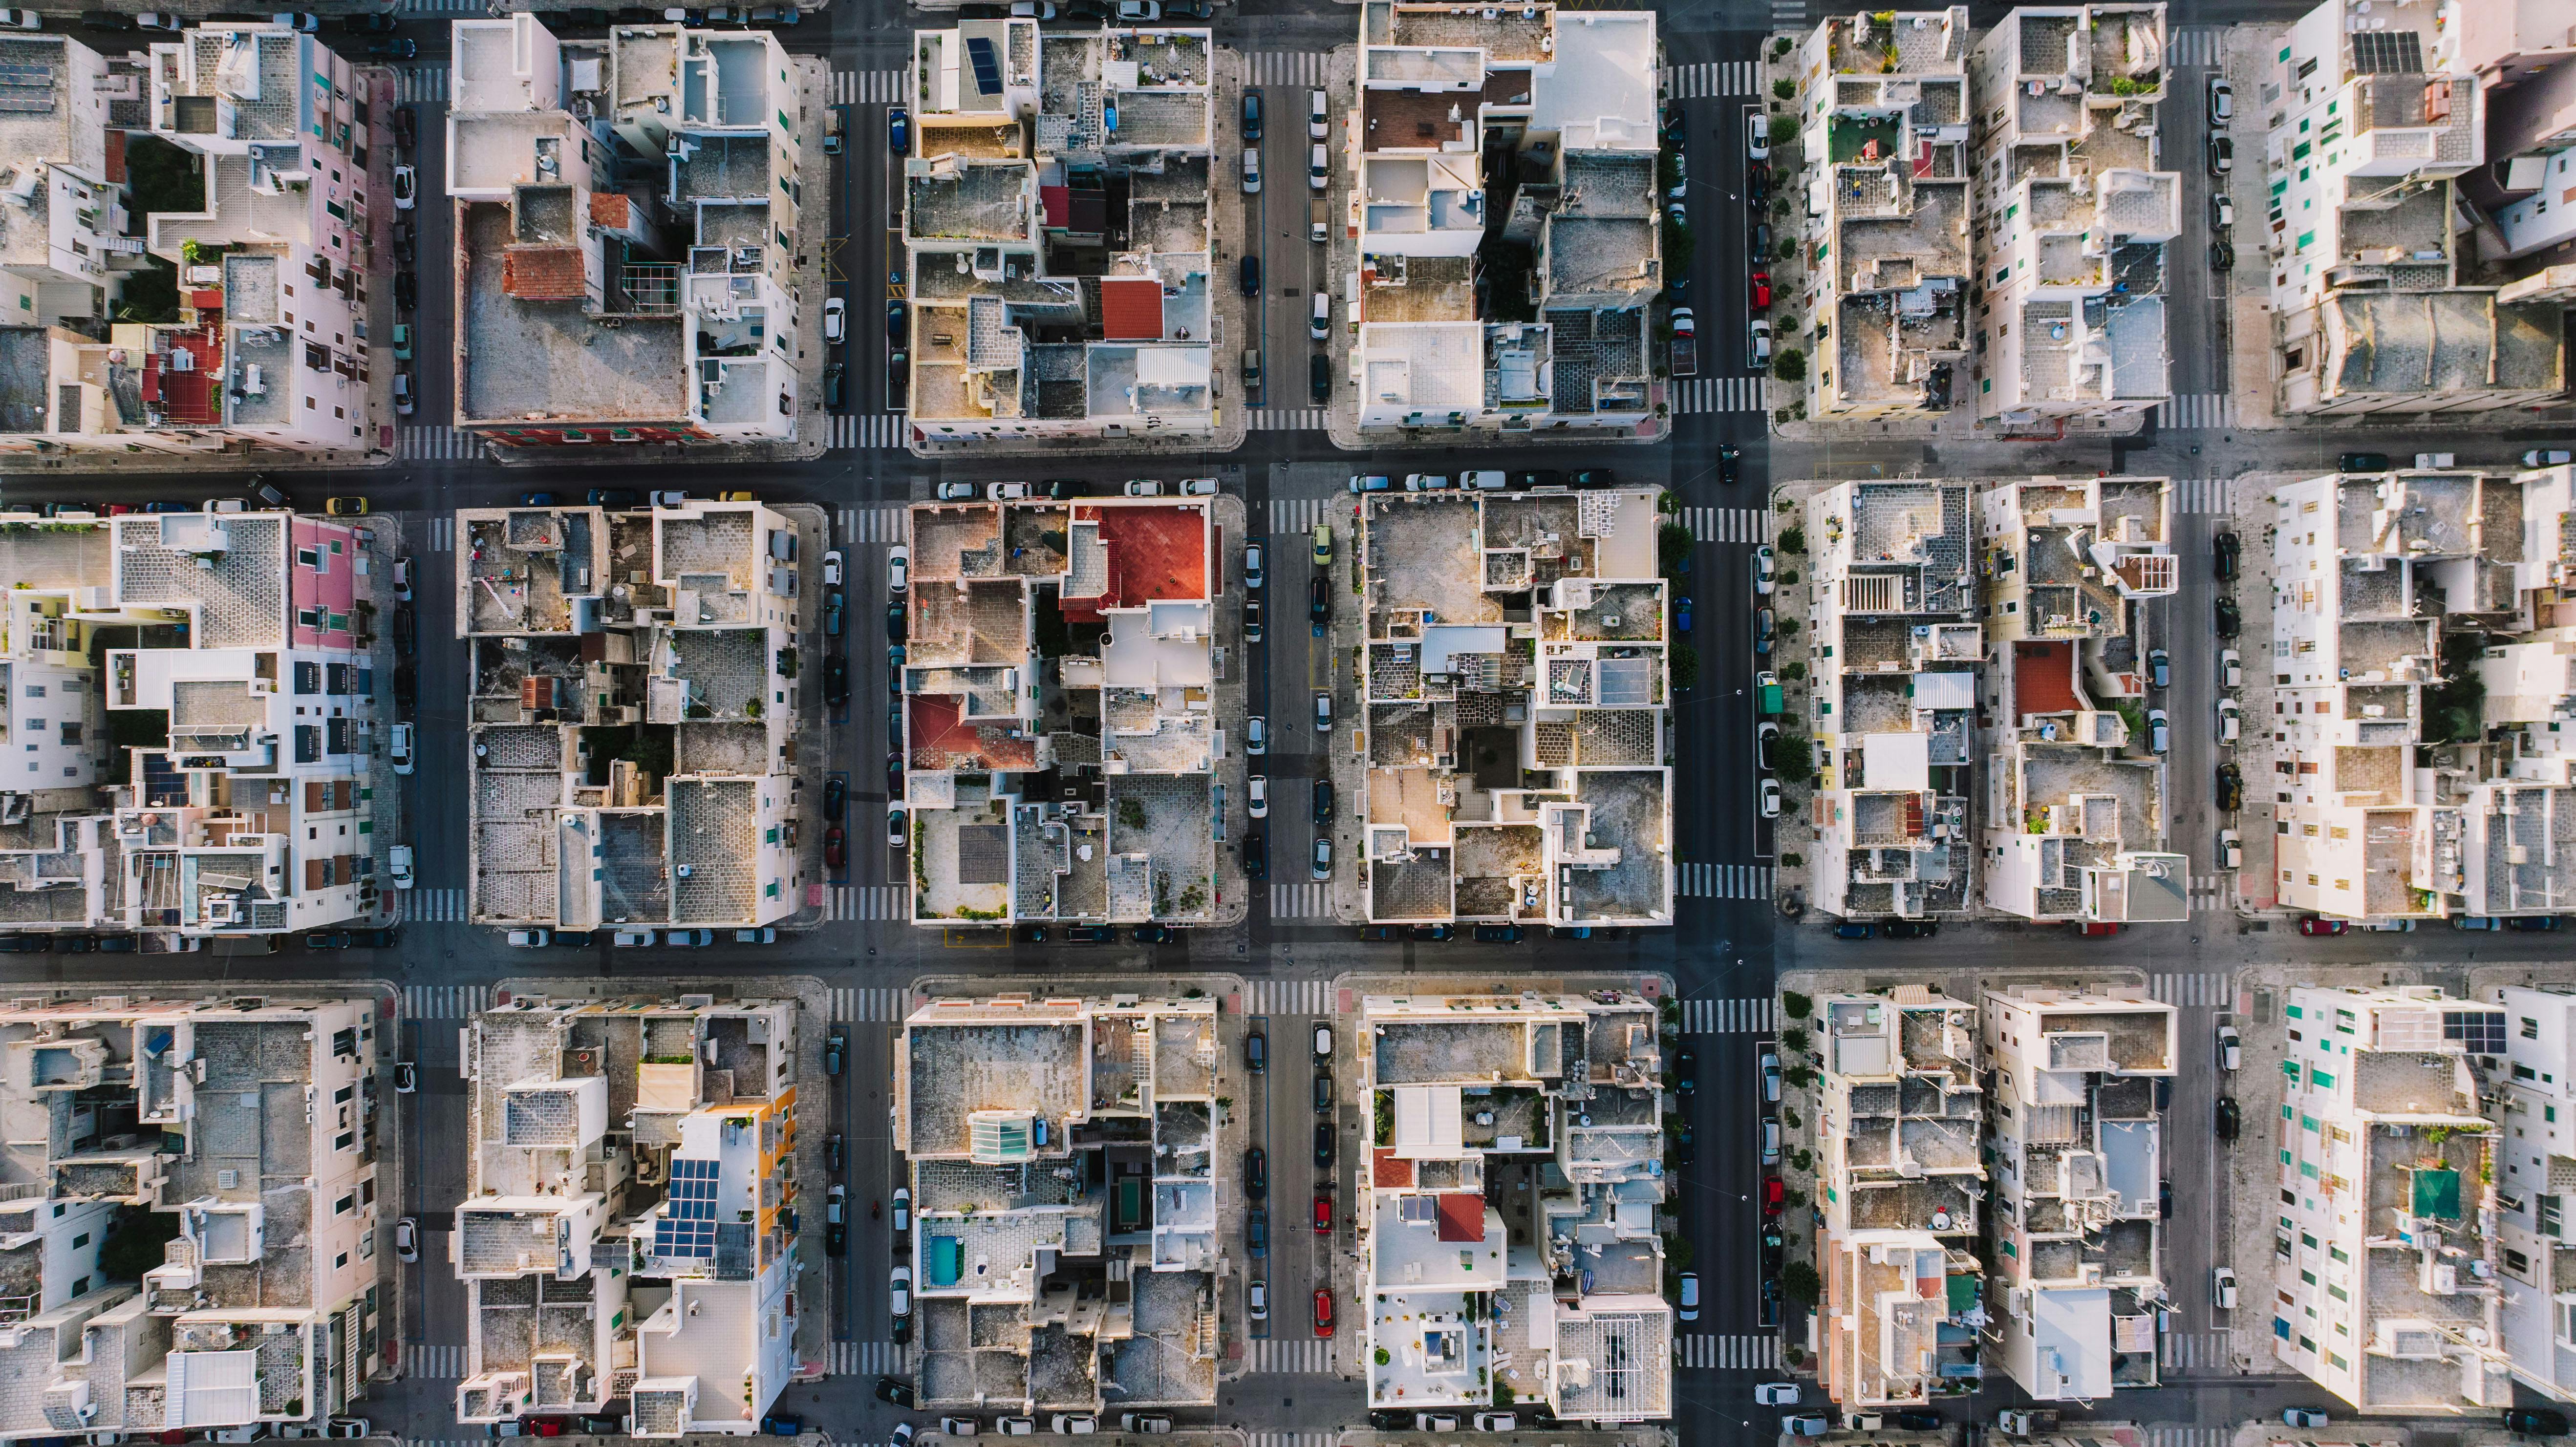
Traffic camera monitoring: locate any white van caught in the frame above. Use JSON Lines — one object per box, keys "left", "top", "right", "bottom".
{"left": 1310, "top": 291, "right": 1331, "bottom": 340}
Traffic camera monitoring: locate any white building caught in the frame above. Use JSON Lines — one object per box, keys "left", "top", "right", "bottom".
{"left": 1980, "top": 986, "right": 2176, "bottom": 1400}
{"left": 902, "top": 21, "right": 1216, "bottom": 446}
{"left": 1965, "top": 7, "right": 2178, "bottom": 426}
{"left": 0, "top": 991, "right": 387, "bottom": 1443}
{"left": 2487, "top": 984, "right": 2576, "bottom": 1402}
{"left": 1344, "top": 5, "right": 1663, "bottom": 440}
{"left": 452, "top": 994, "right": 801, "bottom": 1437}
{"left": 1801, "top": 480, "right": 1979, "bottom": 921}
{"left": 0, "top": 36, "right": 132, "bottom": 331}
{"left": 2271, "top": 985, "right": 2510, "bottom": 1411}
{"left": 446, "top": 15, "right": 803, "bottom": 449}
{"left": 1356, "top": 990, "right": 1672, "bottom": 1423}
{"left": 1977, "top": 476, "right": 2185, "bottom": 923}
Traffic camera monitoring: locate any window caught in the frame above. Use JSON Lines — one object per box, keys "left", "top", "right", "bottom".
{"left": 71, "top": 1232, "right": 89, "bottom": 1249}
{"left": 2508, "top": 1248, "right": 2531, "bottom": 1274}
{"left": 333, "top": 1130, "right": 355, "bottom": 1152}
{"left": 2544, "top": 1194, "right": 2563, "bottom": 1238}
{"left": 336, "top": 1193, "right": 355, "bottom": 1216}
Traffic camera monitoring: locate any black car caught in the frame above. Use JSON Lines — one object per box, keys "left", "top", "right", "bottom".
{"left": 885, "top": 601, "right": 907, "bottom": 643}
{"left": 2212, "top": 530, "right": 2240, "bottom": 581}
{"left": 1313, "top": 1071, "right": 1332, "bottom": 1112}
{"left": 1310, "top": 352, "right": 1331, "bottom": 404}
{"left": 2214, "top": 1095, "right": 2242, "bottom": 1141}
{"left": 392, "top": 105, "right": 416, "bottom": 151}
{"left": 2339, "top": 452, "right": 2392, "bottom": 472}
{"left": 1472, "top": 923, "right": 1522, "bottom": 943}
{"left": 81, "top": 12, "right": 139, "bottom": 28}
{"left": 873, "top": 1379, "right": 915, "bottom": 1409}
{"left": 1240, "top": 255, "right": 1262, "bottom": 298}
{"left": 394, "top": 272, "right": 418, "bottom": 311}
{"left": 887, "top": 750, "right": 904, "bottom": 799}
{"left": 2159, "top": 1180, "right": 2173, "bottom": 1218}
{"left": 1514, "top": 469, "right": 1563, "bottom": 489}
{"left": 886, "top": 299, "right": 907, "bottom": 347}
{"left": 1746, "top": 162, "right": 1769, "bottom": 207}
{"left": 306, "top": 930, "right": 352, "bottom": 951}
{"left": 2213, "top": 595, "right": 2241, "bottom": 638}
{"left": 1718, "top": 444, "right": 1740, "bottom": 485}
{"left": 1673, "top": 1048, "right": 1696, "bottom": 1092}
{"left": 343, "top": 12, "right": 401, "bottom": 31}
{"left": 586, "top": 488, "right": 639, "bottom": 506}
{"left": 1369, "top": 1413, "right": 1412, "bottom": 1433}
{"left": 393, "top": 605, "right": 416, "bottom": 656}
{"left": 1673, "top": 1116, "right": 1695, "bottom": 1163}
{"left": 1241, "top": 90, "right": 1262, "bottom": 140}
{"left": 1245, "top": 1147, "right": 1268, "bottom": 1201}
{"left": 2506, "top": 1411, "right": 2571, "bottom": 1437}
{"left": 1247, "top": 1206, "right": 1268, "bottom": 1257}
{"left": 1309, "top": 575, "right": 1329, "bottom": 634}
{"left": 825, "top": 1134, "right": 844, "bottom": 1173}
{"left": 1135, "top": 924, "right": 1171, "bottom": 944}
{"left": 824, "top": 362, "right": 845, "bottom": 411}
{"left": 1748, "top": 221, "right": 1771, "bottom": 258}
{"left": 393, "top": 663, "right": 417, "bottom": 706}
{"left": 365, "top": 38, "right": 418, "bottom": 57}
{"left": 520, "top": 491, "right": 558, "bottom": 507}
{"left": 1243, "top": 830, "right": 1267, "bottom": 879}
{"left": 1568, "top": 468, "right": 1616, "bottom": 489}
{"left": 2216, "top": 762, "right": 2244, "bottom": 811}
{"left": 1882, "top": 919, "right": 1939, "bottom": 939}
{"left": 823, "top": 777, "right": 846, "bottom": 822}
{"left": 53, "top": 935, "right": 94, "bottom": 953}
{"left": 1894, "top": 1413, "right": 1943, "bottom": 1432}
{"left": 1065, "top": 925, "right": 1117, "bottom": 943}
{"left": 1362, "top": 924, "right": 1403, "bottom": 941}
{"left": 1313, "top": 1121, "right": 1335, "bottom": 1167}
{"left": 1312, "top": 779, "right": 1334, "bottom": 827}
{"left": 823, "top": 653, "right": 850, "bottom": 705}
{"left": 1016, "top": 924, "right": 1049, "bottom": 944}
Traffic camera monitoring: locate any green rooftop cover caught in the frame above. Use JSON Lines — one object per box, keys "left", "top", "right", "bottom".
{"left": 2411, "top": 1166, "right": 2462, "bottom": 1220}
{"left": 1945, "top": 1272, "right": 1978, "bottom": 1316}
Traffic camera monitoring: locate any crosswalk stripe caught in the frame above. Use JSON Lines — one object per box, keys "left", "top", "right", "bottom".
{"left": 1246, "top": 1435, "right": 1337, "bottom": 1447}
{"left": 396, "top": 66, "right": 448, "bottom": 105}
{"left": 2190, "top": 872, "right": 2236, "bottom": 913}
{"left": 1771, "top": 0, "right": 1808, "bottom": 28}
{"left": 400, "top": 886, "right": 470, "bottom": 924}
{"left": 2157, "top": 393, "right": 2233, "bottom": 432}
{"left": 2155, "top": 1334, "right": 2232, "bottom": 1373}
{"left": 1671, "top": 376, "right": 1768, "bottom": 414}
{"left": 1244, "top": 1337, "right": 1334, "bottom": 1373}
{"left": 1678, "top": 998, "right": 1776, "bottom": 1035}
{"left": 2147, "top": 972, "right": 2229, "bottom": 1009}
{"left": 404, "top": 1342, "right": 466, "bottom": 1378}
{"left": 827, "top": 1340, "right": 912, "bottom": 1375}
{"left": 1267, "top": 497, "right": 1333, "bottom": 535}
{"left": 1249, "top": 407, "right": 1325, "bottom": 431}
{"left": 1659, "top": 62, "right": 1762, "bottom": 100}
{"left": 837, "top": 505, "right": 908, "bottom": 545}
{"left": 2169, "top": 27, "right": 2224, "bottom": 69}
{"left": 1267, "top": 882, "right": 1333, "bottom": 919}
{"left": 825, "top": 885, "right": 910, "bottom": 922}
{"left": 397, "top": 425, "right": 476, "bottom": 463}
{"left": 1677, "top": 507, "right": 1766, "bottom": 545}
{"left": 1245, "top": 979, "right": 1333, "bottom": 1016}
{"left": 1245, "top": 53, "right": 1331, "bottom": 88}
{"left": 1676, "top": 861, "right": 1775, "bottom": 899}
{"left": 2175, "top": 476, "right": 2234, "bottom": 515}
{"left": 831, "top": 413, "right": 906, "bottom": 450}
{"left": 829, "top": 987, "right": 910, "bottom": 1023}
{"left": 831, "top": 68, "right": 907, "bottom": 106}
{"left": 1675, "top": 1333, "right": 1781, "bottom": 1369}
{"left": 401, "top": 984, "right": 489, "bottom": 1021}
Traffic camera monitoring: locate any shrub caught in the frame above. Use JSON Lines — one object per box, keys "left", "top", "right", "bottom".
{"left": 1781, "top": 851, "right": 1803, "bottom": 867}
{"left": 1671, "top": 642, "right": 1699, "bottom": 691}
{"left": 1781, "top": 1026, "right": 1811, "bottom": 1054}
{"left": 1772, "top": 36, "right": 1793, "bottom": 58}
{"left": 1781, "top": 660, "right": 1808, "bottom": 682}
{"left": 1777, "top": 525, "right": 1807, "bottom": 555}
{"left": 1781, "top": 990, "right": 1813, "bottom": 1019}
{"left": 1782, "top": 1063, "right": 1814, "bottom": 1090}
{"left": 1768, "top": 113, "right": 1798, "bottom": 146}
{"left": 1773, "top": 77, "right": 1795, "bottom": 100}
{"left": 1774, "top": 736, "right": 1815, "bottom": 785}
{"left": 1781, "top": 1259, "right": 1823, "bottom": 1305}
{"left": 1772, "top": 347, "right": 1808, "bottom": 383}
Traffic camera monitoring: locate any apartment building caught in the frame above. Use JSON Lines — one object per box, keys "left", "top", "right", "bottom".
{"left": 0, "top": 991, "right": 387, "bottom": 1443}
{"left": 1801, "top": 480, "right": 1979, "bottom": 922}
{"left": 2272, "top": 985, "right": 2510, "bottom": 1411}
{"left": 2447, "top": 0, "right": 2576, "bottom": 263}
{"left": 2266, "top": 0, "right": 2566, "bottom": 413}
{"left": 0, "top": 511, "right": 384, "bottom": 941}
{"left": 1978, "top": 476, "right": 2186, "bottom": 923}
{"left": 1355, "top": 991, "right": 1673, "bottom": 1423}
{"left": 902, "top": 20, "right": 1216, "bottom": 446}
{"left": 2268, "top": 466, "right": 2572, "bottom": 922}
{"left": 445, "top": 15, "right": 802, "bottom": 449}
{"left": 1, "top": 22, "right": 376, "bottom": 458}
{"left": 893, "top": 993, "right": 1221, "bottom": 1411}
{"left": 1980, "top": 986, "right": 2177, "bottom": 1401}
{"left": 1792, "top": 8, "right": 1975, "bottom": 421}
{"left": 1813, "top": 989, "right": 1985, "bottom": 1406}
{"left": 1354, "top": 489, "right": 1672, "bottom": 929}
{"left": 451, "top": 993, "right": 801, "bottom": 1437}
{"left": 900, "top": 498, "right": 1222, "bottom": 928}
{"left": 1965, "top": 7, "right": 2178, "bottom": 426}
{"left": 1343, "top": 3, "right": 1663, "bottom": 439}
{"left": 2486, "top": 984, "right": 2576, "bottom": 1401}
{"left": 460, "top": 498, "right": 804, "bottom": 932}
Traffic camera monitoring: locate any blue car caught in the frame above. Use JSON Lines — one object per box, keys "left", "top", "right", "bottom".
{"left": 1674, "top": 595, "right": 1692, "bottom": 633}
{"left": 889, "top": 106, "right": 909, "bottom": 154}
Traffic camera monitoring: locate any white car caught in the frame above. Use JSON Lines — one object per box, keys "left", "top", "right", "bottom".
{"left": 0, "top": 8, "right": 38, "bottom": 25}
{"left": 1753, "top": 544, "right": 1776, "bottom": 594}
{"left": 2526, "top": 448, "right": 2575, "bottom": 467}
{"left": 1308, "top": 88, "right": 1329, "bottom": 140}
{"left": 392, "top": 164, "right": 416, "bottom": 210}
{"left": 395, "top": 1217, "right": 418, "bottom": 1262}
{"left": 1313, "top": 1023, "right": 1333, "bottom": 1058}
{"left": 890, "top": 1265, "right": 913, "bottom": 1321}
{"left": 665, "top": 929, "right": 713, "bottom": 946}
{"left": 824, "top": 296, "right": 847, "bottom": 344}
{"left": 1754, "top": 1383, "right": 1800, "bottom": 1406}
{"left": 1119, "top": 1418, "right": 1173, "bottom": 1436}
{"left": 1414, "top": 1418, "right": 1460, "bottom": 1434}
{"left": 939, "top": 1421, "right": 981, "bottom": 1437}
{"left": 1471, "top": 1415, "right": 1515, "bottom": 1433}
{"left": 508, "top": 929, "right": 552, "bottom": 947}
{"left": 1241, "top": 147, "right": 1261, "bottom": 194}
{"left": 1461, "top": 470, "right": 1506, "bottom": 490}
{"left": 1746, "top": 106, "right": 1770, "bottom": 162}
{"left": 393, "top": 555, "right": 414, "bottom": 601}
{"left": 1749, "top": 318, "right": 1773, "bottom": 368}
{"left": 612, "top": 929, "right": 658, "bottom": 947}
{"left": 1759, "top": 777, "right": 1782, "bottom": 817}
{"left": 888, "top": 545, "right": 910, "bottom": 595}
{"left": 1310, "top": 290, "right": 1331, "bottom": 341}
{"left": 995, "top": 1422, "right": 1036, "bottom": 1437}
{"left": 1247, "top": 775, "right": 1267, "bottom": 818}
{"left": 1783, "top": 1418, "right": 1828, "bottom": 1438}
{"left": 1403, "top": 473, "right": 1449, "bottom": 491}
{"left": 2284, "top": 1410, "right": 2328, "bottom": 1429}
{"left": 937, "top": 481, "right": 977, "bottom": 500}
{"left": 735, "top": 927, "right": 775, "bottom": 944}
{"left": 1179, "top": 477, "right": 1219, "bottom": 496}
{"left": 1247, "top": 1279, "right": 1268, "bottom": 1320}
{"left": 1309, "top": 143, "right": 1330, "bottom": 190}
{"left": 2216, "top": 828, "right": 2242, "bottom": 871}
{"left": 1246, "top": 716, "right": 1267, "bottom": 755}
{"left": 1113, "top": 0, "right": 1157, "bottom": 14}
{"left": 1313, "top": 690, "right": 1333, "bottom": 732}
{"left": 1009, "top": 0, "right": 1054, "bottom": 14}
{"left": 1244, "top": 542, "right": 1264, "bottom": 589}
{"left": 1049, "top": 1418, "right": 1096, "bottom": 1436}
{"left": 1677, "top": 1271, "right": 1699, "bottom": 1322}
{"left": 390, "top": 845, "right": 415, "bottom": 891}
{"left": 2207, "top": 75, "right": 2233, "bottom": 123}
{"left": 2217, "top": 697, "right": 2241, "bottom": 743}
{"left": 986, "top": 482, "right": 1030, "bottom": 501}
{"left": 1761, "top": 1117, "right": 1782, "bottom": 1165}
{"left": 1760, "top": 1048, "right": 1781, "bottom": 1103}
{"left": 823, "top": 549, "right": 845, "bottom": 587}
{"left": 2212, "top": 1266, "right": 2239, "bottom": 1309}
{"left": 2216, "top": 1022, "right": 2242, "bottom": 1071}
{"left": 1124, "top": 478, "right": 1164, "bottom": 497}
{"left": 2219, "top": 647, "right": 2242, "bottom": 688}
{"left": 2147, "top": 707, "right": 2169, "bottom": 754}
{"left": 389, "top": 722, "right": 415, "bottom": 775}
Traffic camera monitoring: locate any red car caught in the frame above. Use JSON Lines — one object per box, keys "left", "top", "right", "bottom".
{"left": 1313, "top": 1288, "right": 1335, "bottom": 1337}
{"left": 1762, "top": 1177, "right": 1785, "bottom": 1215}
{"left": 2299, "top": 915, "right": 2349, "bottom": 936}
{"left": 824, "top": 826, "right": 846, "bottom": 869}
{"left": 2070, "top": 921, "right": 2121, "bottom": 937}
{"left": 530, "top": 1424, "right": 567, "bottom": 1439}
{"left": 1313, "top": 1191, "right": 1333, "bottom": 1234}
{"left": 1749, "top": 270, "right": 1772, "bottom": 310}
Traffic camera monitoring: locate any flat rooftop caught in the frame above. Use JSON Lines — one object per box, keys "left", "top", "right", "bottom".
{"left": 459, "top": 201, "right": 686, "bottom": 425}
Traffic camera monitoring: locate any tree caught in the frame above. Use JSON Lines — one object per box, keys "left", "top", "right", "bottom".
{"left": 1777, "top": 525, "right": 1807, "bottom": 555}
{"left": 1671, "top": 643, "right": 1700, "bottom": 691}
{"left": 1781, "top": 1026, "right": 1811, "bottom": 1054}
{"left": 1780, "top": 660, "right": 1808, "bottom": 682}
{"left": 1781, "top": 990, "right": 1813, "bottom": 1019}
{"left": 1772, "top": 347, "right": 1808, "bottom": 383}
{"left": 1780, "top": 1259, "right": 1823, "bottom": 1306}
{"left": 1768, "top": 113, "right": 1798, "bottom": 146}
{"left": 1772, "top": 77, "right": 1795, "bottom": 100}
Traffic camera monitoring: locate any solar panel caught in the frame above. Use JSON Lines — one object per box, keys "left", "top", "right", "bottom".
{"left": 2444, "top": 1010, "right": 2506, "bottom": 1056}
{"left": 654, "top": 1158, "right": 722, "bottom": 1258}
{"left": 966, "top": 36, "right": 1002, "bottom": 96}
{"left": 2350, "top": 30, "right": 2422, "bottom": 75}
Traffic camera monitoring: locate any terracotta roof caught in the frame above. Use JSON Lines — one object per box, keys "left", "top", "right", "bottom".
{"left": 1435, "top": 1193, "right": 1483, "bottom": 1243}
{"left": 591, "top": 192, "right": 633, "bottom": 229}
{"left": 503, "top": 246, "right": 588, "bottom": 301}
{"left": 1099, "top": 277, "right": 1164, "bottom": 341}
{"left": 1371, "top": 1147, "right": 1415, "bottom": 1189}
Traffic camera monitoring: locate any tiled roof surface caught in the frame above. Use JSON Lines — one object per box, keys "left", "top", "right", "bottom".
{"left": 502, "top": 246, "right": 587, "bottom": 301}
{"left": 1099, "top": 277, "right": 1164, "bottom": 341}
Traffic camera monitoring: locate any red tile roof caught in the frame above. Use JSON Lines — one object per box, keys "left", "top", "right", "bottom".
{"left": 1099, "top": 277, "right": 1164, "bottom": 341}
{"left": 2012, "top": 640, "right": 2079, "bottom": 718}
{"left": 503, "top": 246, "right": 587, "bottom": 301}
{"left": 1071, "top": 503, "right": 1208, "bottom": 610}
{"left": 1435, "top": 1193, "right": 1483, "bottom": 1243}
{"left": 1372, "top": 1148, "right": 1415, "bottom": 1189}
{"left": 590, "top": 192, "right": 633, "bottom": 229}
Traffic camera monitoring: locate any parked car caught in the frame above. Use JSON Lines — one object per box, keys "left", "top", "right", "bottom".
{"left": 2300, "top": 915, "right": 2349, "bottom": 936}
{"left": 392, "top": 164, "right": 417, "bottom": 209}
{"left": 2214, "top": 595, "right": 2241, "bottom": 638}
{"left": 2524, "top": 449, "right": 2574, "bottom": 468}
{"left": 2216, "top": 1023, "right": 2242, "bottom": 1071}
{"left": 2213, "top": 530, "right": 2241, "bottom": 580}
{"left": 1746, "top": 106, "right": 1770, "bottom": 162}
{"left": 1312, "top": 1288, "right": 1335, "bottom": 1337}
{"left": 1760, "top": 1048, "right": 1781, "bottom": 1103}
{"left": 1313, "top": 1121, "right": 1334, "bottom": 1167}
{"left": 2504, "top": 1411, "right": 2571, "bottom": 1437}
{"left": 2216, "top": 1096, "right": 2243, "bottom": 1141}
{"left": 2339, "top": 452, "right": 2392, "bottom": 472}
{"left": 1678, "top": 1272, "right": 1700, "bottom": 1323}
{"left": 2208, "top": 133, "right": 2233, "bottom": 174}
{"left": 1241, "top": 145, "right": 1262, "bottom": 193}
{"left": 1755, "top": 1384, "right": 1800, "bottom": 1407}
{"left": 2217, "top": 827, "right": 2243, "bottom": 871}
{"left": 1241, "top": 89, "right": 1262, "bottom": 139}
{"left": 1309, "top": 88, "right": 1329, "bottom": 139}
{"left": 2283, "top": 1411, "right": 2327, "bottom": 1429}
{"left": 396, "top": 1217, "right": 418, "bottom": 1262}
{"left": 2207, "top": 75, "right": 2233, "bottom": 122}
{"left": 2216, "top": 762, "right": 2244, "bottom": 810}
